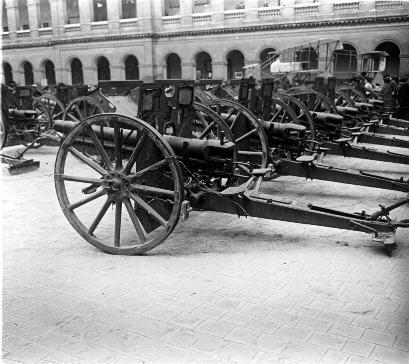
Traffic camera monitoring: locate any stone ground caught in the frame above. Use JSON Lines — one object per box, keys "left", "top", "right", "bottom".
{"left": 1, "top": 145, "right": 409, "bottom": 364}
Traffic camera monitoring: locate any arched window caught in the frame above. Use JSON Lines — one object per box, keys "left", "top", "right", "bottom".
{"left": 259, "top": 48, "right": 276, "bottom": 79}
{"left": 334, "top": 43, "right": 357, "bottom": 80}
{"left": 2, "top": 1, "right": 8, "bottom": 32}
{"left": 166, "top": 53, "right": 181, "bottom": 79}
{"left": 24, "top": 62, "right": 34, "bottom": 85}
{"left": 18, "top": 0, "right": 29, "bottom": 29}
{"left": 3, "top": 63, "right": 13, "bottom": 84}
{"left": 71, "top": 58, "right": 84, "bottom": 85}
{"left": 97, "top": 57, "right": 111, "bottom": 81}
{"left": 195, "top": 52, "right": 212, "bottom": 80}
{"left": 125, "top": 56, "right": 139, "bottom": 80}
{"left": 226, "top": 50, "right": 245, "bottom": 80}
{"left": 122, "top": 0, "right": 137, "bottom": 19}
{"left": 93, "top": 0, "right": 107, "bottom": 21}
{"left": 45, "top": 60, "right": 56, "bottom": 85}
{"left": 66, "top": 0, "right": 80, "bottom": 24}
{"left": 375, "top": 42, "right": 400, "bottom": 79}
{"left": 39, "top": 0, "right": 52, "bottom": 27}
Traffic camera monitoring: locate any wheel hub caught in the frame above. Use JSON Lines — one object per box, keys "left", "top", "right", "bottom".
{"left": 103, "top": 171, "right": 129, "bottom": 194}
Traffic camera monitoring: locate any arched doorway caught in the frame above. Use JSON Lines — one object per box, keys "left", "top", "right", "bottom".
{"left": 227, "top": 50, "right": 245, "bottom": 80}
{"left": 334, "top": 43, "right": 357, "bottom": 80}
{"left": 45, "top": 60, "right": 56, "bottom": 85}
{"left": 259, "top": 47, "right": 276, "bottom": 78}
{"left": 125, "top": 55, "right": 139, "bottom": 80}
{"left": 195, "top": 52, "right": 212, "bottom": 80}
{"left": 166, "top": 53, "right": 181, "bottom": 79}
{"left": 97, "top": 56, "right": 111, "bottom": 81}
{"left": 71, "top": 58, "right": 83, "bottom": 85}
{"left": 375, "top": 42, "right": 400, "bottom": 79}
{"left": 23, "top": 62, "right": 34, "bottom": 85}
{"left": 3, "top": 63, "right": 13, "bottom": 84}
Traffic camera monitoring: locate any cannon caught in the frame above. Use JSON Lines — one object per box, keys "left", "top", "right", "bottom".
{"left": 54, "top": 81, "right": 409, "bottom": 256}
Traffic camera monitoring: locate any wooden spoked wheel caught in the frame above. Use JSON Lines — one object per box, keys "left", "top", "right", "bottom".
{"left": 334, "top": 90, "right": 356, "bottom": 108}
{"left": 32, "top": 98, "right": 53, "bottom": 133}
{"left": 276, "top": 93, "right": 317, "bottom": 141}
{"left": 38, "top": 94, "right": 65, "bottom": 122}
{"left": 63, "top": 96, "right": 105, "bottom": 123}
{"left": 206, "top": 99, "right": 268, "bottom": 169}
{"left": 54, "top": 113, "right": 184, "bottom": 255}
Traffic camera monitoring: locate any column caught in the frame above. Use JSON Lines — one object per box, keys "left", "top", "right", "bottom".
{"left": 79, "top": 0, "right": 93, "bottom": 33}
{"left": 5, "top": 0, "right": 19, "bottom": 41}
{"left": 26, "top": 0, "right": 40, "bottom": 37}
{"left": 245, "top": 0, "right": 259, "bottom": 22}
{"left": 111, "top": 66, "right": 124, "bottom": 80}
{"left": 180, "top": 0, "right": 193, "bottom": 27}
{"left": 107, "top": 0, "right": 120, "bottom": 31}
{"left": 399, "top": 55, "right": 409, "bottom": 78}
{"left": 136, "top": 0, "right": 152, "bottom": 31}
{"left": 49, "top": 0, "right": 66, "bottom": 36}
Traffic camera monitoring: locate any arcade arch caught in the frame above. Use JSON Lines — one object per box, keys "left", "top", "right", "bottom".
{"left": 71, "top": 58, "right": 84, "bottom": 85}
{"left": 97, "top": 56, "right": 111, "bottom": 81}
{"left": 166, "top": 53, "right": 182, "bottom": 79}
{"left": 226, "top": 50, "right": 245, "bottom": 80}
{"left": 375, "top": 41, "right": 400, "bottom": 78}
{"left": 195, "top": 52, "right": 212, "bottom": 80}
{"left": 124, "top": 55, "right": 139, "bottom": 80}
{"left": 3, "top": 63, "right": 13, "bottom": 84}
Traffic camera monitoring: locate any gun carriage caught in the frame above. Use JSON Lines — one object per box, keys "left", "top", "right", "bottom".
{"left": 54, "top": 80, "right": 409, "bottom": 256}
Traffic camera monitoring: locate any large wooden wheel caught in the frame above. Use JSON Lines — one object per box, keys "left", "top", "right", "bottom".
{"left": 206, "top": 99, "right": 268, "bottom": 169}
{"left": 63, "top": 96, "right": 105, "bottom": 123}
{"left": 54, "top": 113, "right": 184, "bottom": 255}
{"left": 38, "top": 94, "right": 65, "bottom": 122}
{"left": 31, "top": 98, "right": 53, "bottom": 133}
{"left": 276, "top": 93, "right": 317, "bottom": 140}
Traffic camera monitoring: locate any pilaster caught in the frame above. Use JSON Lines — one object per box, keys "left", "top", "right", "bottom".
{"left": 111, "top": 65, "right": 124, "bottom": 80}
{"left": 136, "top": 0, "right": 152, "bottom": 31}
{"left": 211, "top": 0, "right": 225, "bottom": 24}
{"left": 212, "top": 62, "right": 226, "bottom": 80}
{"left": 4, "top": 0, "right": 19, "bottom": 40}
{"left": 79, "top": 0, "right": 93, "bottom": 33}
{"left": 180, "top": 0, "right": 193, "bottom": 27}
{"left": 26, "top": 0, "right": 40, "bottom": 37}
{"left": 181, "top": 62, "right": 193, "bottom": 79}
{"left": 149, "top": 0, "right": 163, "bottom": 32}
{"left": 107, "top": 0, "right": 120, "bottom": 31}
{"left": 83, "top": 66, "right": 98, "bottom": 85}
{"left": 49, "top": 0, "right": 66, "bottom": 36}
{"left": 245, "top": 0, "right": 259, "bottom": 22}
{"left": 399, "top": 55, "right": 409, "bottom": 77}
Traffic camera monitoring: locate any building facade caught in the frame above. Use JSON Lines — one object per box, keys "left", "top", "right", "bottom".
{"left": 1, "top": 0, "right": 409, "bottom": 86}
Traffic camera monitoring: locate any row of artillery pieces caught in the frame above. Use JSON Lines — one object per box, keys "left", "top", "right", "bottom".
{"left": 3, "top": 78, "right": 409, "bottom": 256}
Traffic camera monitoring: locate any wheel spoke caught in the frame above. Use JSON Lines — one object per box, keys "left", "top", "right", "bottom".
{"left": 235, "top": 128, "right": 257, "bottom": 143}
{"left": 270, "top": 109, "right": 281, "bottom": 122}
{"left": 123, "top": 132, "right": 147, "bottom": 174}
{"left": 132, "top": 159, "right": 167, "bottom": 178}
{"left": 61, "top": 175, "right": 103, "bottom": 184}
{"left": 198, "top": 120, "right": 217, "bottom": 139}
{"left": 86, "top": 125, "right": 114, "bottom": 171}
{"left": 238, "top": 150, "right": 263, "bottom": 156}
{"left": 130, "top": 183, "right": 175, "bottom": 198}
{"left": 69, "top": 189, "right": 105, "bottom": 210}
{"left": 74, "top": 104, "right": 83, "bottom": 120}
{"left": 89, "top": 197, "right": 112, "bottom": 235}
{"left": 67, "top": 112, "right": 81, "bottom": 123}
{"left": 113, "top": 122, "right": 123, "bottom": 170}
{"left": 229, "top": 111, "right": 242, "bottom": 131}
{"left": 68, "top": 146, "right": 107, "bottom": 175}
{"left": 124, "top": 198, "right": 146, "bottom": 243}
{"left": 114, "top": 199, "right": 122, "bottom": 247}
{"left": 130, "top": 192, "right": 167, "bottom": 227}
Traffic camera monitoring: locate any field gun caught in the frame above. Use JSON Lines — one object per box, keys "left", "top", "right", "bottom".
{"left": 53, "top": 81, "right": 409, "bottom": 256}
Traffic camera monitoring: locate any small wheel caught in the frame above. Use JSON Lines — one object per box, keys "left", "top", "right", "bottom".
{"left": 206, "top": 99, "right": 268, "bottom": 169}
{"left": 32, "top": 98, "right": 53, "bottom": 133}
{"left": 54, "top": 113, "right": 184, "bottom": 255}
{"left": 1, "top": 109, "right": 9, "bottom": 149}
{"left": 38, "top": 94, "right": 65, "bottom": 122}
{"left": 63, "top": 96, "right": 105, "bottom": 123}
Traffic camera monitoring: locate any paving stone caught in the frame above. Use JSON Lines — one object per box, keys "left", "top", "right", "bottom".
{"left": 5, "top": 343, "right": 52, "bottom": 363}
{"left": 196, "top": 318, "right": 235, "bottom": 337}
{"left": 319, "top": 349, "right": 349, "bottom": 364}
{"left": 343, "top": 339, "right": 375, "bottom": 358}
{"left": 275, "top": 324, "right": 313, "bottom": 341}
{"left": 386, "top": 324, "right": 409, "bottom": 338}
{"left": 217, "top": 342, "right": 259, "bottom": 363}
{"left": 309, "top": 332, "right": 348, "bottom": 351}
{"left": 133, "top": 317, "right": 179, "bottom": 340}
{"left": 268, "top": 309, "right": 302, "bottom": 324}
{"left": 246, "top": 317, "right": 281, "bottom": 335}
{"left": 281, "top": 340, "right": 326, "bottom": 364}
{"left": 393, "top": 335, "right": 409, "bottom": 352}
{"left": 34, "top": 329, "right": 73, "bottom": 350}
{"left": 190, "top": 333, "right": 228, "bottom": 353}
{"left": 362, "top": 329, "right": 396, "bottom": 347}
{"left": 220, "top": 310, "right": 254, "bottom": 326}
{"left": 241, "top": 302, "right": 274, "bottom": 317}
{"left": 224, "top": 325, "right": 261, "bottom": 345}
{"left": 191, "top": 304, "right": 227, "bottom": 320}
{"left": 169, "top": 312, "right": 205, "bottom": 330}
{"left": 351, "top": 317, "right": 389, "bottom": 331}
{"left": 370, "top": 345, "right": 409, "bottom": 364}
{"left": 252, "top": 333, "right": 289, "bottom": 353}
{"left": 330, "top": 323, "right": 365, "bottom": 340}
{"left": 36, "top": 350, "right": 78, "bottom": 364}
{"left": 163, "top": 328, "right": 200, "bottom": 347}
{"left": 299, "top": 315, "right": 332, "bottom": 332}
{"left": 2, "top": 334, "right": 31, "bottom": 354}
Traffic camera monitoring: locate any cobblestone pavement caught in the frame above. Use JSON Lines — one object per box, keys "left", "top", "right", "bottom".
{"left": 2, "top": 146, "right": 409, "bottom": 364}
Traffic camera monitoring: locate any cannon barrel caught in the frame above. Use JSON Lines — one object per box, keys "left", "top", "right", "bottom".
{"left": 54, "top": 120, "right": 235, "bottom": 164}
{"left": 262, "top": 121, "right": 306, "bottom": 138}
{"left": 336, "top": 106, "right": 358, "bottom": 117}
{"left": 312, "top": 112, "right": 344, "bottom": 126}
